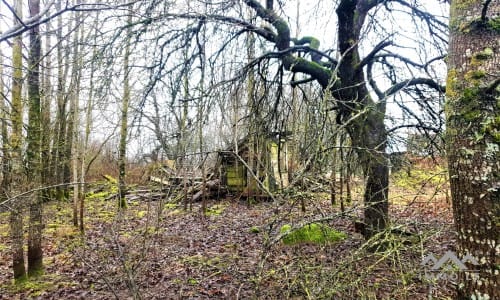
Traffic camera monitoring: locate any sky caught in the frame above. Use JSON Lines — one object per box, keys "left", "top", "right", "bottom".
{"left": 0, "top": 0, "right": 450, "bottom": 157}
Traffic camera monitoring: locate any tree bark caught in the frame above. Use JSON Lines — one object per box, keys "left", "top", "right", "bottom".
{"left": 27, "top": 0, "right": 43, "bottom": 276}
{"left": 446, "top": 1, "right": 499, "bottom": 298}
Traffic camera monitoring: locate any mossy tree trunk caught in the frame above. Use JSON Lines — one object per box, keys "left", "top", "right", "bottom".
{"left": 446, "top": 1, "right": 499, "bottom": 298}
{"left": 40, "top": 14, "right": 52, "bottom": 204}
{"left": 27, "top": 0, "right": 43, "bottom": 276}
{"left": 8, "top": 0, "right": 26, "bottom": 281}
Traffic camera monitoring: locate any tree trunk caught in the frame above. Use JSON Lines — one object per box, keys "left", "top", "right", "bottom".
{"left": 52, "top": 0, "right": 69, "bottom": 202}
{"left": 69, "top": 3, "right": 82, "bottom": 225}
{"left": 78, "top": 14, "right": 100, "bottom": 233}
{"left": 2, "top": 17, "right": 26, "bottom": 279}
{"left": 40, "top": 19, "right": 52, "bottom": 204}
{"left": 246, "top": 7, "right": 257, "bottom": 203}
{"left": 118, "top": 11, "right": 133, "bottom": 209}
{"left": 336, "top": 1, "right": 389, "bottom": 238}
{"left": 446, "top": 1, "right": 499, "bottom": 298}
{"left": 8, "top": 0, "right": 26, "bottom": 281}
{"left": 27, "top": 0, "right": 43, "bottom": 276}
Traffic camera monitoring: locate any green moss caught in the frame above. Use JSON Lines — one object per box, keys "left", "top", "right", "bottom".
{"left": 164, "top": 203, "right": 177, "bottom": 209}
{"left": 453, "top": 0, "right": 475, "bottom": 10}
{"left": 103, "top": 174, "right": 117, "bottom": 184}
{"left": 206, "top": 204, "right": 226, "bottom": 216}
{"left": 0, "top": 223, "right": 9, "bottom": 237}
{"left": 280, "top": 223, "right": 347, "bottom": 245}
{"left": 97, "top": 211, "right": 115, "bottom": 220}
{"left": 393, "top": 167, "right": 446, "bottom": 190}
{"left": 249, "top": 226, "right": 260, "bottom": 233}
{"left": 487, "top": 17, "right": 500, "bottom": 32}
{"left": 493, "top": 132, "right": 500, "bottom": 143}
{"left": 473, "top": 48, "right": 494, "bottom": 60}
{"left": 3, "top": 275, "right": 55, "bottom": 296}
{"left": 10, "top": 274, "right": 78, "bottom": 297}
{"left": 465, "top": 70, "right": 486, "bottom": 80}
{"left": 86, "top": 190, "right": 110, "bottom": 200}
{"left": 136, "top": 210, "right": 147, "bottom": 218}
{"left": 480, "top": 116, "right": 500, "bottom": 140}
{"left": 182, "top": 254, "right": 226, "bottom": 269}
{"left": 464, "top": 110, "right": 481, "bottom": 121}
{"left": 445, "top": 69, "right": 459, "bottom": 99}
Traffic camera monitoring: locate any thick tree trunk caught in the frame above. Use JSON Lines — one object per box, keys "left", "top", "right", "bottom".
{"left": 446, "top": 1, "right": 499, "bottom": 298}
{"left": 349, "top": 116, "right": 389, "bottom": 238}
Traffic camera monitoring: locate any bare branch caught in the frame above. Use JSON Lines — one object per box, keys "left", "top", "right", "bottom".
{"left": 0, "top": 1, "right": 138, "bottom": 42}
{"left": 356, "top": 39, "right": 393, "bottom": 72}
{"left": 383, "top": 77, "right": 445, "bottom": 97}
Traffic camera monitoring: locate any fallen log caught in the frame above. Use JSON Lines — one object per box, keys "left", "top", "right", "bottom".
{"left": 191, "top": 179, "right": 224, "bottom": 202}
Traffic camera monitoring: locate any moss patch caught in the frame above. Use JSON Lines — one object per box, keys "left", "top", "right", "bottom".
{"left": 164, "top": 203, "right": 178, "bottom": 209}
{"left": 205, "top": 204, "right": 227, "bottom": 216}
{"left": 1, "top": 274, "right": 76, "bottom": 297}
{"left": 393, "top": 168, "right": 446, "bottom": 191}
{"left": 0, "top": 223, "right": 9, "bottom": 237}
{"left": 280, "top": 223, "right": 347, "bottom": 245}
{"left": 249, "top": 226, "right": 260, "bottom": 234}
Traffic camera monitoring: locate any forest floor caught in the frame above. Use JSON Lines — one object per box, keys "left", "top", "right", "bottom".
{"left": 0, "top": 167, "right": 455, "bottom": 299}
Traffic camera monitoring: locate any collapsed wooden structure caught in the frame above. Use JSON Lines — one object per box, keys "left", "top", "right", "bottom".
{"left": 144, "top": 132, "right": 292, "bottom": 201}
{"left": 216, "top": 132, "right": 290, "bottom": 197}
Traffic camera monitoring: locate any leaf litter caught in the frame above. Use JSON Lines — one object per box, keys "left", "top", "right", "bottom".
{"left": 0, "top": 185, "right": 455, "bottom": 299}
